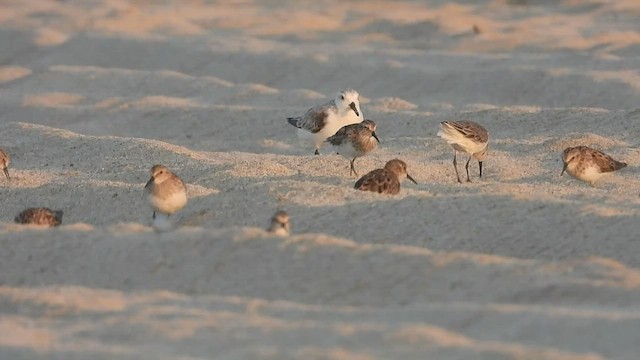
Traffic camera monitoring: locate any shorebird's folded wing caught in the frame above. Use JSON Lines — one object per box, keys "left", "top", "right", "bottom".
{"left": 288, "top": 100, "right": 335, "bottom": 133}
{"left": 355, "top": 169, "right": 400, "bottom": 194}
{"left": 326, "top": 123, "right": 357, "bottom": 145}
{"left": 442, "top": 121, "right": 488, "bottom": 143}
{"left": 592, "top": 150, "right": 627, "bottom": 172}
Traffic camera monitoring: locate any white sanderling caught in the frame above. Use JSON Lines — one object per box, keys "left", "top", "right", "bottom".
{"left": 287, "top": 89, "right": 363, "bottom": 155}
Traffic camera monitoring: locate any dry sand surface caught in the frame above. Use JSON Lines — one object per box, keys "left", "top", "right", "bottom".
{"left": 2, "top": 0, "right": 640, "bottom": 359}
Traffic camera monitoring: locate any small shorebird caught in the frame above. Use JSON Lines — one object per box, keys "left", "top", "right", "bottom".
{"left": 326, "top": 119, "right": 379, "bottom": 176}
{"left": 354, "top": 159, "right": 417, "bottom": 195}
{"left": 287, "top": 89, "right": 364, "bottom": 155}
{"left": 144, "top": 164, "right": 188, "bottom": 221}
{"left": 15, "top": 208, "right": 63, "bottom": 227}
{"left": 437, "top": 121, "right": 489, "bottom": 183}
{"left": 267, "top": 210, "right": 290, "bottom": 236}
{"left": 561, "top": 146, "right": 627, "bottom": 186}
{"left": 0, "top": 148, "right": 10, "bottom": 179}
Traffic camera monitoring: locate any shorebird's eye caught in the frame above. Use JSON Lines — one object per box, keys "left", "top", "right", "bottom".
{"left": 340, "top": 95, "right": 344, "bottom": 100}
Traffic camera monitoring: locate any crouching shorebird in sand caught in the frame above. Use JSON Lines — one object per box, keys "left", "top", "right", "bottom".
{"left": 144, "top": 165, "right": 188, "bottom": 228}
{"left": 355, "top": 159, "right": 417, "bottom": 195}
{"left": 437, "top": 121, "right": 488, "bottom": 183}
{"left": 0, "top": 148, "right": 10, "bottom": 179}
{"left": 267, "top": 210, "right": 290, "bottom": 236}
{"left": 561, "top": 146, "right": 627, "bottom": 186}
{"left": 15, "top": 208, "right": 63, "bottom": 227}
{"left": 287, "top": 89, "right": 363, "bottom": 155}
{"left": 326, "top": 119, "right": 379, "bottom": 176}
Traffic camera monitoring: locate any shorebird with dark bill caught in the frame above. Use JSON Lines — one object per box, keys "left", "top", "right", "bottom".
{"left": 354, "top": 159, "right": 417, "bottom": 195}
{"left": 561, "top": 146, "right": 627, "bottom": 187}
{"left": 287, "top": 89, "right": 363, "bottom": 155}
{"left": 437, "top": 121, "right": 489, "bottom": 183}
{"left": 326, "top": 119, "right": 379, "bottom": 176}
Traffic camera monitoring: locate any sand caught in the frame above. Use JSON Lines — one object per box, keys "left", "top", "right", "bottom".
{"left": 1, "top": 0, "right": 640, "bottom": 359}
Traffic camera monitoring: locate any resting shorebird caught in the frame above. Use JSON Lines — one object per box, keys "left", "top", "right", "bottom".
{"left": 437, "top": 121, "right": 488, "bottom": 183}
{"left": 326, "top": 119, "right": 379, "bottom": 176}
{"left": 561, "top": 146, "right": 627, "bottom": 186}
{"left": 15, "top": 208, "right": 63, "bottom": 227}
{"left": 267, "top": 210, "right": 290, "bottom": 236}
{"left": 354, "top": 159, "right": 417, "bottom": 195}
{"left": 287, "top": 89, "right": 363, "bottom": 155}
{"left": 144, "top": 164, "right": 188, "bottom": 221}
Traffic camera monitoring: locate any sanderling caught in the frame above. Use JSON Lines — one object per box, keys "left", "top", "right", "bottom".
{"left": 287, "top": 89, "right": 364, "bottom": 155}
{"left": 267, "top": 210, "right": 290, "bottom": 236}
{"left": 354, "top": 159, "right": 417, "bottom": 195}
{"left": 15, "top": 208, "right": 63, "bottom": 227}
{"left": 437, "top": 121, "right": 489, "bottom": 183}
{"left": 144, "top": 164, "right": 188, "bottom": 221}
{"left": 326, "top": 119, "right": 380, "bottom": 177}
{"left": 561, "top": 146, "right": 627, "bottom": 186}
{"left": 0, "top": 148, "right": 10, "bottom": 179}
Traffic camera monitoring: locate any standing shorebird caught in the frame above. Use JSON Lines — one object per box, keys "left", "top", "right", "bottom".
{"left": 437, "top": 121, "right": 489, "bottom": 183}
{"left": 326, "top": 119, "right": 380, "bottom": 177}
{"left": 144, "top": 164, "right": 188, "bottom": 222}
{"left": 15, "top": 208, "right": 63, "bottom": 227}
{"left": 0, "top": 148, "right": 10, "bottom": 179}
{"left": 267, "top": 210, "right": 290, "bottom": 236}
{"left": 561, "top": 146, "right": 627, "bottom": 186}
{"left": 354, "top": 159, "right": 417, "bottom": 195}
{"left": 287, "top": 89, "right": 364, "bottom": 155}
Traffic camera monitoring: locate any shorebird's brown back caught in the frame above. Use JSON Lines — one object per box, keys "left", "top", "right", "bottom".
{"left": 354, "top": 168, "right": 401, "bottom": 195}
{"left": 15, "top": 208, "right": 63, "bottom": 227}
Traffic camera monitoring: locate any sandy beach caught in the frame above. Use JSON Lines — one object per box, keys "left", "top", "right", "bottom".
{"left": 2, "top": 0, "right": 640, "bottom": 359}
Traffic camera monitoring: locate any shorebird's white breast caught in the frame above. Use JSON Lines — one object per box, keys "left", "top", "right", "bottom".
{"left": 437, "top": 130, "right": 486, "bottom": 154}
{"left": 300, "top": 111, "right": 363, "bottom": 150}
{"left": 566, "top": 163, "right": 608, "bottom": 184}
{"left": 148, "top": 190, "right": 187, "bottom": 215}
{"left": 269, "top": 226, "right": 289, "bottom": 236}
{"left": 332, "top": 136, "right": 377, "bottom": 159}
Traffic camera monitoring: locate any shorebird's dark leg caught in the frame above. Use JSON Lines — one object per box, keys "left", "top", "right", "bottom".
{"left": 350, "top": 158, "right": 358, "bottom": 177}
{"left": 465, "top": 156, "right": 472, "bottom": 182}
{"left": 314, "top": 149, "right": 320, "bottom": 155}
{"left": 453, "top": 151, "right": 462, "bottom": 183}
{"left": 3, "top": 167, "right": 9, "bottom": 179}
{"left": 478, "top": 161, "right": 483, "bottom": 179}
{"left": 152, "top": 211, "right": 156, "bottom": 220}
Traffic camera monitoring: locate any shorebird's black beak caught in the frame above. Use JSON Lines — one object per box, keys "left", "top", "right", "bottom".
{"left": 561, "top": 163, "right": 567, "bottom": 176}
{"left": 142, "top": 177, "right": 154, "bottom": 199}
{"left": 349, "top": 102, "right": 359, "bottom": 117}
{"left": 144, "top": 177, "right": 154, "bottom": 189}
{"left": 372, "top": 131, "right": 380, "bottom": 143}
{"left": 3, "top": 167, "right": 9, "bottom": 179}
{"left": 479, "top": 161, "right": 483, "bottom": 178}
{"left": 407, "top": 173, "right": 417, "bottom": 185}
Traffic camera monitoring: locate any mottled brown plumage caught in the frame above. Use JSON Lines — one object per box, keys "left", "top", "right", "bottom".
{"left": 326, "top": 119, "right": 380, "bottom": 176}
{"left": 0, "top": 148, "right": 10, "bottom": 179}
{"left": 15, "top": 208, "right": 63, "bottom": 227}
{"left": 561, "top": 146, "right": 627, "bottom": 186}
{"left": 354, "top": 159, "right": 417, "bottom": 195}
